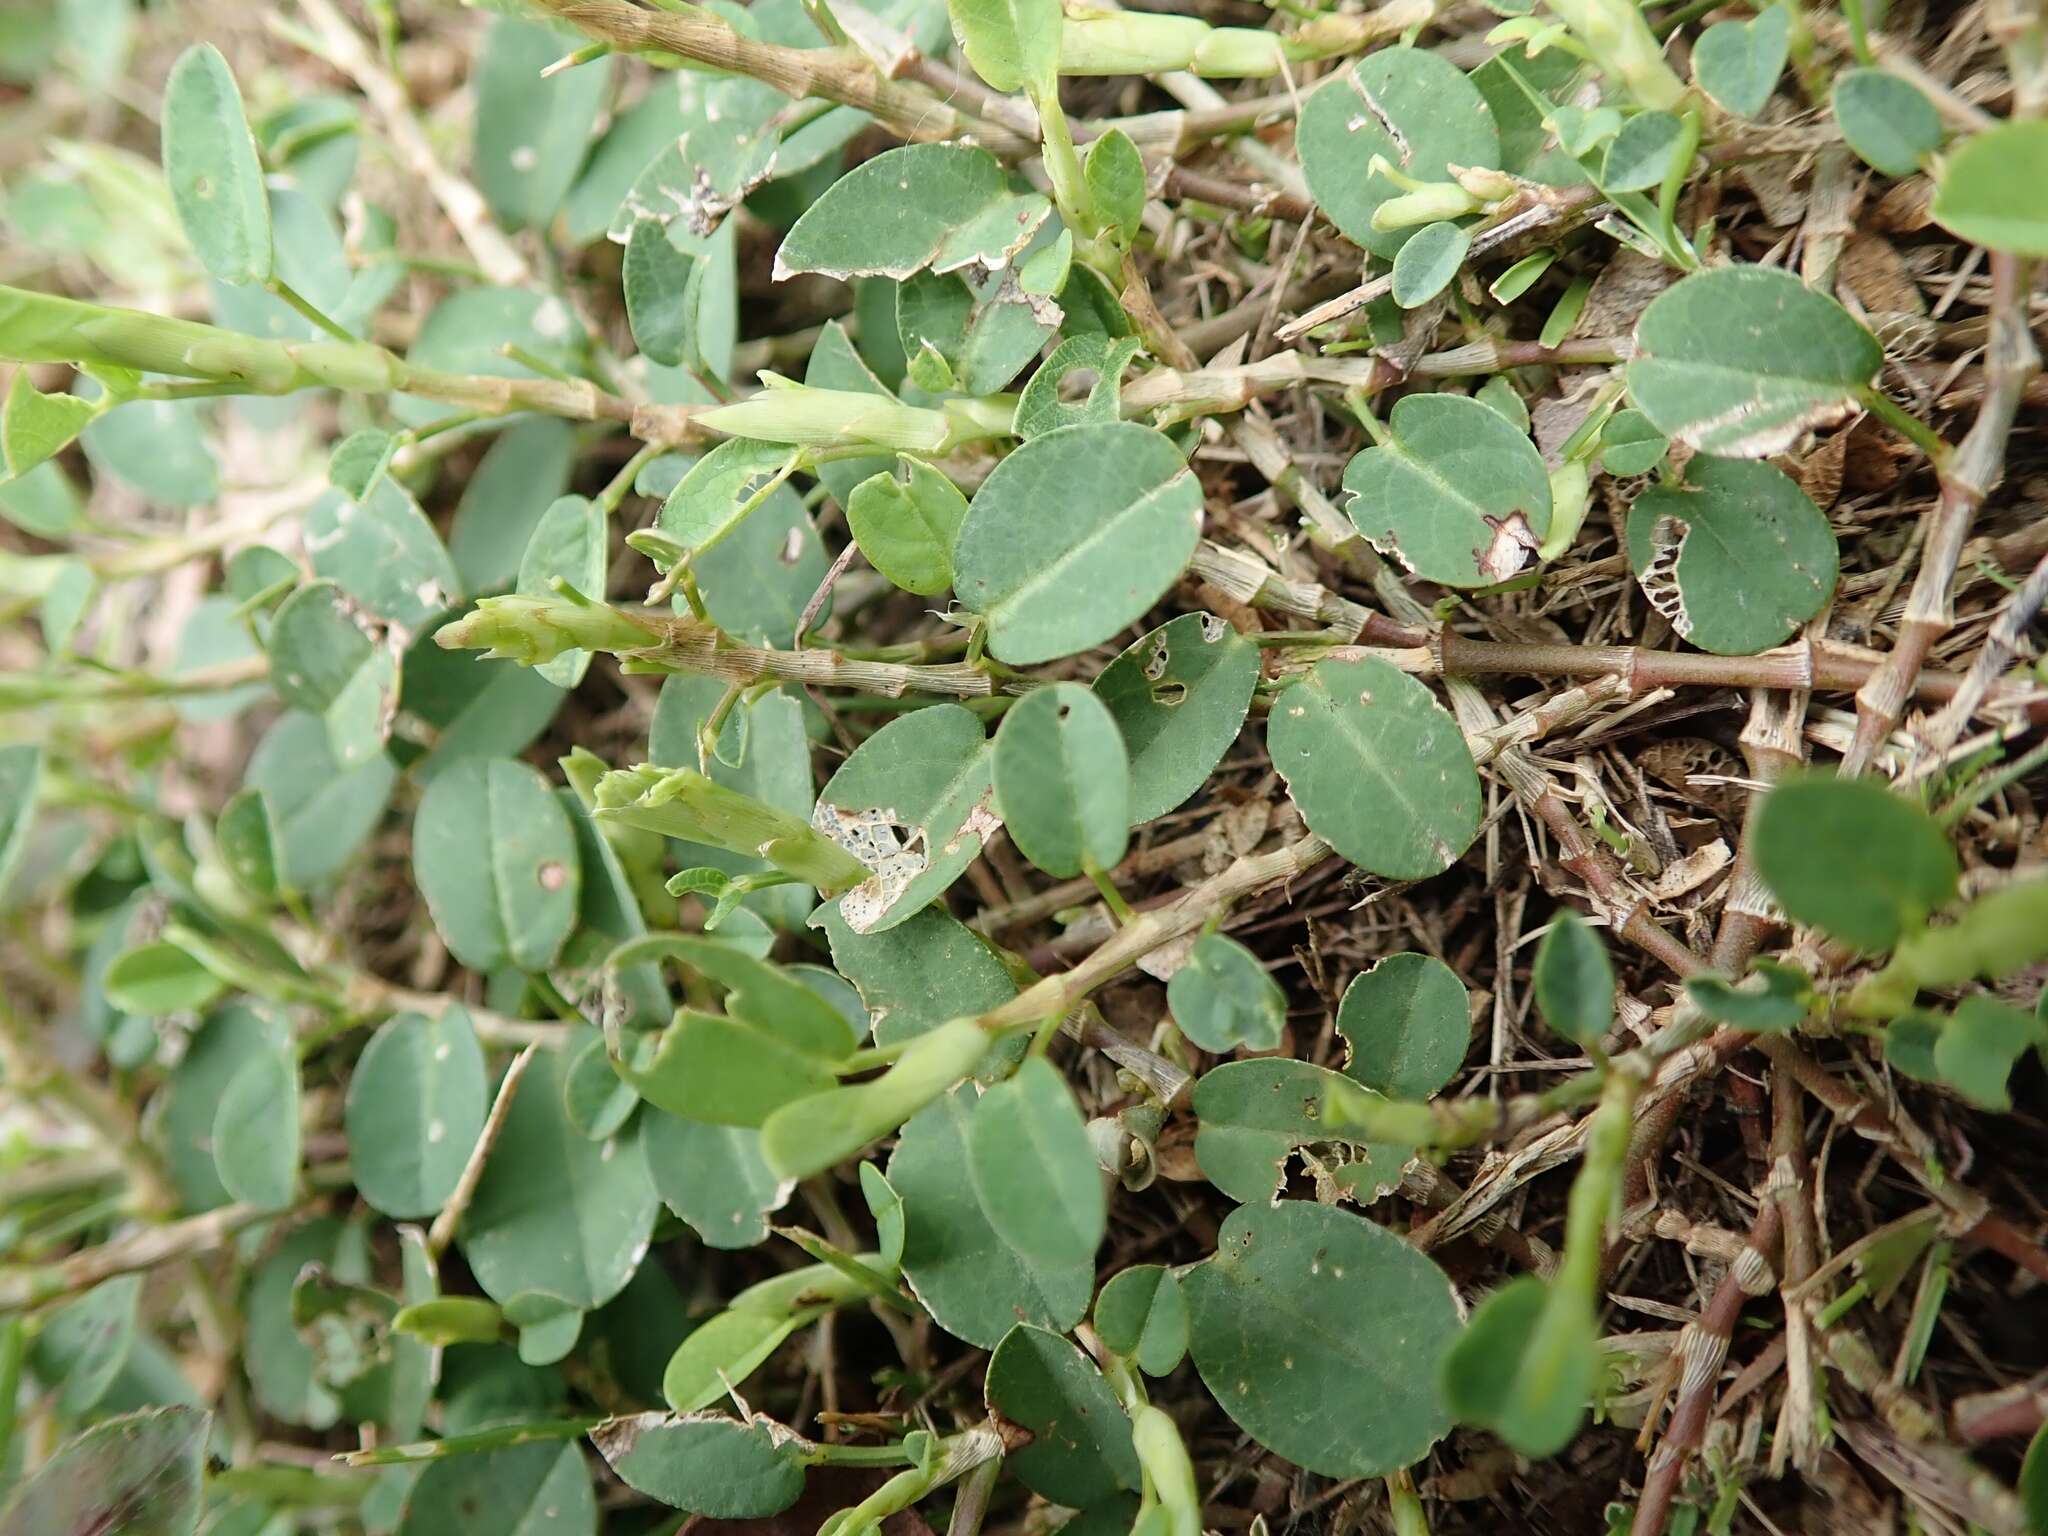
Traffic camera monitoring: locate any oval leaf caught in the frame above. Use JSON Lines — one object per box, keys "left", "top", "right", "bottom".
{"left": 345, "top": 1006, "right": 489, "bottom": 1219}
{"left": 1337, "top": 952, "right": 1470, "bottom": 1100}
{"left": 162, "top": 44, "right": 271, "bottom": 285}
{"left": 992, "top": 683, "right": 1131, "bottom": 878}
{"left": 413, "top": 756, "right": 581, "bottom": 973}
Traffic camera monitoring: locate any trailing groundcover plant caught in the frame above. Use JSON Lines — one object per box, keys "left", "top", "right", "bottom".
{"left": 3, "top": 0, "right": 2048, "bottom": 1530}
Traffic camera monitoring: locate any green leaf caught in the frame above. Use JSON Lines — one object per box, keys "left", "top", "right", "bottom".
{"left": 1599, "top": 408, "right": 1667, "bottom": 475}
{"left": 562, "top": 1030, "right": 638, "bottom": 1141}
{"left": 1191, "top": 1058, "right": 1409, "bottom": 1205}
{"left": 1441, "top": 1272, "right": 1594, "bottom": 1456}
{"left": 1832, "top": 68, "right": 1942, "bottom": 177}
{"left": 394, "top": 1296, "right": 505, "bottom": 1347}
{"left": 1337, "top": 952, "right": 1470, "bottom": 1100}
{"left": 845, "top": 457, "right": 969, "bottom": 596}
{"left": 31, "top": 1275, "right": 142, "bottom": 1418}
{"left": 760, "top": 1016, "right": 992, "bottom": 1180}
{"left": 643, "top": 1110, "right": 790, "bottom": 1249}
{"left": 776, "top": 143, "right": 1052, "bottom": 281}
{"left": 597, "top": 762, "right": 866, "bottom": 895}
{"left": 345, "top": 1007, "right": 488, "bottom": 1219}
{"left": 803, "top": 319, "right": 900, "bottom": 510}
{"left": 812, "top": 901, "right": 1018, "bottom": 1047}
{"left": 993, "top": 683, "right": 1131, "bottom": 879}
{"left": 624, "top": 219, "right": 695, "bottom": 368}
{"left": 1932, "top": 119, "right": 2048, "bottom": 256}
{"left": 592, "top": 1412, "right": 809, "bottom": 1517}
{"left": 0, "top": 1406, "right": 208, "bottom": 1536}
{"left": 891, "top": 1086, "right": 1094, "bottom": 1347}
{"left": 1624, "top": 455, "right": 1837, "bottom": 655}
{"left": 948, "top": 0, "right": 1059, "bottom": 95}
{"left": 450, "top": 417, "right": 578, "bottom": 592}
{"left": 80, "top": 397, "right": 218, "bottom": 509}
{"left": 1532, "top": 911, "right": 1614, "bottom": 1046}
{"left": 968, "top": 1058, "right": 1107, "bottom": 1270}
{"left": 1168, "top": 933, "right": 1286, "bottom": 1053}
{"left": 1682, "top": 960, "right": 1811, "bottom": 1033}
{"left": 1754, "top": 776, "right": 1957, "bottom": 952}
{"left": 1267, "top": 656, "right": 1482, "bottom": 880}
{"left": 985, "top": 1324, "right": 1141, "bottom": 1505}
{"left": 1297, "top": 47, "right": 1501, "bottom": 258}
{"left": 1092, "top": 611, "right": 1259, "bottom": 825}
{"left": 0, "top": 742, "right": 43, "bottom": 897}
{"left": 1893, "top": 877, "right": 2048, "bottom": 992}
{"left": 1601, "top": 110, "right": 1685, "bottom": 193}
{"left": 2021, "top": 1414, "right": 2048, "bottom": 1536}
{"left": 1932, "top": 995, "right": 2047, "bottom": 1112}
{"left": 399, "top": 1442, "right": 595, "bottom": 1536}
{"left": 305, "top": 479, "right": 463, "bottom": 632}
{"left": 516, "top": 495, "right": 608, "bottom": 688}
{"left": 1691, "top": 6, "right": 1788, "bottom": 116}
{"left": 654, "top": 437, "right": 799, "bottom": 565}
{"left": 813, "top": 703, "right": 998, "bottom": 934}
{"left": 2, "top": 369, "right": 95, "bottom": 478}
{"left": 474, "top": 17, "right": 610, "bottom": 232}
{"left": 1390, "top": 220, "right": 1470, "bottom": 308}
{"left": 216, "top": 786, "right": 282, "bottom": 903}
{"left": 896, "top": 267, "right": 1056, "bottom": 396}
{"left": 245, "top": 1217, "right": 350, "bottom": 1427}
{"left": 690, "top": 460, "right": 830, "bottom": 647}
{"left": 461, "top": 1044, "right": 659, "bottom": 1312}
{"left": 104, "top": 941, "right": 225, "bottom": 1016}
{"left": 212, "top": 1022, "right": 300, "bottom": 1209}
{"left": 162, "top": 44, "right": 271, "bottom": 284}
{"left": 1094, "top": 1265, "right": 1189, "bottom": 1377}
{"left": 1184, "top": 1200, "right": 1460, "bottom": 1476}
{"left": 154, "top": 1004, "right": 273, "bottom": 1211}
{"left": 413, "top": 757, "right": 581, "bottom": 974}
{"left": 268, "top": 580, "right": 400, "bottom": 770}
{"left": 954, "top": 422, "right": 1202, "bottom": 665}
{"left": 244, "top": 711, "right": 396, "bottom": 888}
{"left": 1085, "top": 128, "right": 1147, "bottom": 244}
{"left": 1342, "top": 393, "right": 1551, "bottom": 587}
{"left": 1626, "top": 265, "right": 1884, "bottom": 457}
{"left": 1014, "top": 333, "right": 1144, "bottom": 440}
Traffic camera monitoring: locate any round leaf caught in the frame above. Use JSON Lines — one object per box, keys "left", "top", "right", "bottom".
{"left": 1092, "top": 612, "right": 1259, "bottom": 825}
{"left": 1626, "top": 265, "right": 1884, "bottom": 458}
{"left": 345, "top": 1007, "right": 489, "bottom": 1218}
{"left": 890, "top": 1087, "right": 1093, "bottom": 1347}
{"left": 1832, "top": 69, "right": 1941, "bottom": 177}
{"left": 1341, "top": 393, "right": 1551, "bottom": 587}
{"left": 1268, "top": 656, "right": 1482, "bottom": 880}
{"left": 460, "top": 1045, "right": 659, "bottom": 1311}
{"left": 967, "top": 1057, "right": 1108, "bottom": 1269}
{"left": 952, "top": 422, "right": 1203, "bottom": 665}
{"left": 162, "top": 44, "right": 271, "bottom": 285}
{"left": 1168, "top": 933, "right": 1285, "bottom": 1053}
{"left": 1390, "top": 221, "right": 1470, "bottom": 308}
{"left": 1754, "top": 776, "right": 1958, "bottom": 952}
{"left": 1337, "top": 952, "right": 1470, "bottom": 1100}
{"left": 1931, "top": 119, "right": 2048, "bottom": 256}
{"left": 412, "top": 756, "right": 580, "bottom": 973}
{"left": 1624, "top": 455, "right": 1837, "bottom": 655}
{"left": 992, "top": 683, "right": 1131, "bottom": 878}
{"left": 1297, "top": 47, "right": 1500, "bottom": 258}
{"left": 985, "top": 1325, "right": 1141, "bottom": 1506}
{"left": 1184, "top": 1200, "right": 1460, "bottom": 1477}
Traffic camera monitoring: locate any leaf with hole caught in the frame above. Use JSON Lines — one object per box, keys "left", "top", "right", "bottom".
{"left": 162, "top": 44, "right": 270, "bottom": 284}
{"left": 2, "top": 370, "right": 95, "bottom": 479}
{"left": 954, "top": 422, "right": 1202, "bottom": 665}
{"left": 1092, "top": 611, "right": 1259, "bottom": 825}
{"left": 1268, "top": 656, "right": 1482, "bottom": 881}
{"left": 1192, "top": 1058, "right": 1410, "bottom": 1205}
{"left": 1626, "top": 265, "right": 1884, "bottom": 457}
{"left": 1341, "top": 393, "right": 1551, "bottom": 587}
{"left": 1624, "top": 455, "right": 1836, "bottom": 655}
{"left": 1184, "top": 1200, "right": 1460, "bottom": 1476}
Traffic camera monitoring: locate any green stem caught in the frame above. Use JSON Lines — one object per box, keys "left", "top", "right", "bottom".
{"left": 1858, "top": 386, "right": 1951, "bottom": 466}
{"left": 268, "top": 277, "right": 357, "bottom": 343}
{"left": 340, "top": 1417, "right": 604, "bottom": 1467}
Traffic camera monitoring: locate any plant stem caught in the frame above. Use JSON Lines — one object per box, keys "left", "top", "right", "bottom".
{"left": 340, "top": 1416, "right": 603, "bottom": 1467}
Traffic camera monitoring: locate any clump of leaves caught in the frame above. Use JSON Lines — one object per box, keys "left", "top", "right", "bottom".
{"left": 3, "top": 1, "right": 2047, "bottom": 1535}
